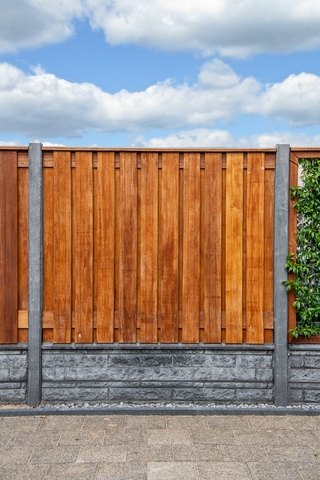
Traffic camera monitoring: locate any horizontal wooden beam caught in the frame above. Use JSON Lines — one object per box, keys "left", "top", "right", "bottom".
{"left": 18, "top": 310, "right": 274, "bottom": 330}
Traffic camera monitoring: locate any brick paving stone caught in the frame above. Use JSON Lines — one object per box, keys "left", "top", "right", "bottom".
{"left": 166, "top": 416, "right": 208, "bottom": 430}
{"left": 0, "top": 416, "right": 42, "bottom": 432}
{"left": 248, "top": 462, "right": 302, "bottom": 480}
{"left": 14, "top": 430, "right": 61, "bottom": 446}
{"left": 30, "top": 445, "right": 80, "bottom": 464}
{"left": 58, "top": 429, "right": 106, "bottom": 445}
{"left": 218, "top": 444, "right": 268, "bottom": 463}
{"left": 77, "top": 444, "right": 127, "bottom": 463}
{"left": 198, "top": 461, "right": 251, "bottom": 480}
{"left": 40, "top": 416, "right": 84, "bottom": 431}
{"left": 0, "top": 445, "right": 35, "bottom": 465}
{"left": 192, "top": 428, "right": 239, "bottom": 445}
{"left": 148, "top": 428, "right": 192, "bottom": 445}
{"left": 173, "top": 444, "right": 220, "bottom": 461}
{"left": 206, "top": 416, "right": 249, "bottom": 430}
{"left": 0, "top": 464, "right": 48, "bottom": 480}
{"left": 126, "top": 445, "right": 173, "bottom": 463}
{"left": 96, "top": 462, "right": 147, "bottom": 479}
{"left": 104, "top": 427, "right": 147, "bottom": 445}
{"left": 125, "top": 415, "right": 166, "bottom": 429}
{"left": 82, "top": 415, "right": 125, "bottom": 430}
{"left": 147, "top": 461, "right": 199, "bottom": 480}
{"left": 264, "top": 445, "right": 320, "bottom": 464}
{"left": 277, "top": 430, "right": 320, "bottom": 446}
{"left": 247, "top": 416, "right": 294, "bottom": 430}
{"left": 287, "top": 416, "right": 320, "bottom": 431}
{"left": 234, "top": 430, "right": 282, "bottom": 446}
{"left": 44, "top": 463, "right": 97, "bottom": 480}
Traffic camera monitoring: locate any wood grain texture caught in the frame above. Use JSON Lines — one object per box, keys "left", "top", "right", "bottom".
{"left": 75, "top": 151, "right": 93, "bottom": 343}
{"left": 182, "top": 153, "right": 200, "bottom": 343}
{"left": 119, "top": 152, "right": 137, "bottom": 343}
{"left": 43, "top": 167, "right": 54, "bottom": 316}
{"left": 288, "top": 153, "right": 299, "bottom": 337}
{"left": 18, "top": 166, "right": 28, "bottom": 312}
{"left": 160, "top": 153, "right": 179, "bottom": 343}
{"left": 97, "top": 152, "right": 115, "bottom": 343}
{"left": 0, "top": 151, "right": 18, "bottom": 343}
{"left": 225, "top": 153, "right": 243, "bottom": 344}
{"left": 140, "top": 153, "right": 158, "bottom": 343}
{"left": 204, "top": 153, "right": 222, "bottom": 343}
{"left": 264, "top": 168, "right": 275, "bottom": 333}
{"left": 246, "top": 153, "right": 265, "bottom": 344}
{"left": 53, "top": 151, "right": 72, "bottom": 343}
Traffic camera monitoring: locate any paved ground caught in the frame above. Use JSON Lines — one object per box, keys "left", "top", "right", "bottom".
{"left": 1, "top": 414, "right": 320, "bottom": 479}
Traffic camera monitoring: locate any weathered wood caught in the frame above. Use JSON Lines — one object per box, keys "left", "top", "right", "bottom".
{"left": 53, "top": 151, "right": 72, "bottom": 343}
{"left": 140, "top": 153, "right": 158, "bottom": 343}
{"left": 160, "top": 153, "right": 179, "bottom": 343}
{"left": 246, "top": 153, "right": 265, "bottom": 344}
{"left": 0, "top": 151, "right": 18, "bottom": 343}
{"left": 119, "top": 152, "right": 137, "bottom": 343}
{"left": 225, "top": 153, "right": 243, "bottom": 344}
{"left": 204, "top": 153, "right": 222, "bottom": 343}
{"left": 182, "top": 153, "right": 200, "bottom": 343}
{"left": 75, "top": 152, "right": 93, "bottom": 343}
{"left": 97, "top": 152, "right": 115, "bottom": 343}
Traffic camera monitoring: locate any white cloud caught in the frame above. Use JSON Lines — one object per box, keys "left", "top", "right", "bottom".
{"left": 0, "top": 60, "right": 259, "bottom": 137}
{"left": 85, "top": 0, "right": 320, "bottom": 57}
{"left": 139, "top": 129, "right": 320, "bottom": 148}
{"left": 252, "top": 73, "right": 320, "bottom": 127}
{"left": 1, "top": 59, "right": 320, "bottom": 139}
{"left": 2, "top": 1, "right": 320, "bottom": 57}
{"left": 0, "top": 0, "right": 83, "bottom": 53}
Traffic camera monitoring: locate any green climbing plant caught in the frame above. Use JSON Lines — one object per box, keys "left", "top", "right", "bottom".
{"left": 285, "top": 158, "right": 320, "bottom": 339}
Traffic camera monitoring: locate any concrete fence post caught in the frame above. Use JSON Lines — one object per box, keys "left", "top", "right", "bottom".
{"left": 27, "top": 140, "right": 43, "bottom": 406}
{"left": 274, "top": 143, "right": 290, "bottom": 407}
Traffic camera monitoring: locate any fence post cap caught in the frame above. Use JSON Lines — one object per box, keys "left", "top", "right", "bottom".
{"left": 29, "top": 139, "right": 41, "bottom": 144}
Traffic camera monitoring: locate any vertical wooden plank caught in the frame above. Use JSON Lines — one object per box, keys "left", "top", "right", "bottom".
{"left": 75, "top": 151, "right": 93, "bottom": 343}
{"left": 246, "top": 153, "right": 265, "bottom": 344}
{"left": 43, "top": 167, "right": 54, "bottom": 316}
{"left": 18, "top": 166, "right": 28, "bottom": 312}
{"left": 182, "top": 153, "right": 200, "bottom": 343}
{"left": 0, "top": 151, "right": 18, "bottom": 343}
{"left": 140, "top": 153, "right": 158, "bottom": 343}
{"left": 288, "top": 153, "right": 299, "bottom": 336}
{"left": 97, "top": 152, "right": 115, "bottom": 343}
{"left": 264, "top": 168, "right": 275, "bottom": 342}
{"left": 160, "top": 153, "right": 179, "bottom": 343}
{"left": 226, "top": 153, "right": 243, "bottom": 344}
{"left": 119, "top": 152, "right": 137, "bottom": 343}
{"left": 204, "top": 153, "right": 222, "bottom": 343}
{"left": 53, "top": 151, "right": 72, "bottom": 343}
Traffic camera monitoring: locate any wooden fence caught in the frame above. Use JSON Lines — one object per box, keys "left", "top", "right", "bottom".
{"left": 0, "top": 147, "right": 278, "bottom": 344}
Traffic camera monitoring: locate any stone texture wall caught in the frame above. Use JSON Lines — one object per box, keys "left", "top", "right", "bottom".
{"left": 0, "top": 349, "right": 27, "bottom": 404}
{"left": 289, "top": 348, "right": 320, "bottom": 404}
{"left": 42, "top": 347, "right": 274, "bottom": 404}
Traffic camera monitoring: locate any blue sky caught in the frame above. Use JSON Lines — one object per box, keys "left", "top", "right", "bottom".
{"left": 1, "top": 0, "right": 320, "bottom": 147}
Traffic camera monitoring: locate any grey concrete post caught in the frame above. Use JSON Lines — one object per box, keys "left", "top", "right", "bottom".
{"left": 274, "top": 143, "right": 290, "bottom": 406}
{"left": 27, "top": 141, "right": 43, "bottom": 406}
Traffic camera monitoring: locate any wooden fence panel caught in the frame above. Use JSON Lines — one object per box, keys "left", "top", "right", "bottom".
{"left": 75, "top": 152, "right": 93, "bottom": 343}
{"left": 246, "top": 152, "right": 265, "bottom": 344}
{"left": 53, "top": 151, "right": 72, "bottom": 343}
{"left": 140, "top": 152, "right": 158, "bottom": 343}
{"left": 0, "top": 147, "right": 278, "bottom": 345}
{"left": 204, "top": 153, "right": 222, "bottom": 343}
{"left": 119, "top": 152, "right": 137, "bottom": 343}
{"left": 225, "top": 152, "right": 243, "bottom": 344}
{"left": 160, "top": 153, "right": 179, "bottom": 343}
{"left": 97, "top": 152, "right": 115, "bottom": 343}
{"left": 0, "top": 151, "right": 18, "bottom": 343}
{"left": 182, "top": 153, "right": 201, "bottom": 343}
